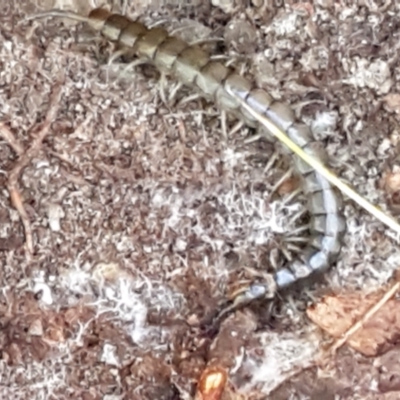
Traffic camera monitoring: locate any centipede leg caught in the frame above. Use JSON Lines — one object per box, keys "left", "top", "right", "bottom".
{"left": 116, "top": 58, "right": 149, "bottom": 82}
{"left": 244, "top": 132, "right": 263, "bottom": 144}
{"left": 167, "top": 81, "right": 184, "bottom": 104}
{"left": 213, "top": 278, "right": 277, "bottom": 324}
{"left": 176, "top": 91, "right": 202, "bottom": 106}
{"left": 270, "top": 167, "right": 293, "bottom": 194}
{"left": 107, "top": 47, "right": 130, "bottom": 66}
{"left": 221, "top": 110, "right": 228, "bottom": 139}
{"left": 105, "top": 48, "right": 133, "bottom": 82}
{"left": 282, "top": 186, "right": 302, "bottom": 205}
{"left": 229, "top": 120, "right": 245, "bottom": 136}
{"left": 159, "top": 73, "right": 170, "bottom": 106}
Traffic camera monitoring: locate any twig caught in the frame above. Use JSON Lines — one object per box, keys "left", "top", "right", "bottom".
{"left": 7, "top": 84, "right": 63, "bottom": 254}
{"left": 330, "top": 281, "right": 400, "bottom": 355}
{"left": 0, "top": 123, "right": 24, "bottom": 156}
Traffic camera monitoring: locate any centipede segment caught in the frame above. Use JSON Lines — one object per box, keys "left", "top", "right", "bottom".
{"left": 30, "top": 8, "right": 346, "bottom": 301}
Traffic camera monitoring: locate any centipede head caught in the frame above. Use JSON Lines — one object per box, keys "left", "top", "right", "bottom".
{"left": 199, "top": 275, "right": 277, "bottom": 335}
{"left": 227, "top": 276, "right": 277, "bottom": 309}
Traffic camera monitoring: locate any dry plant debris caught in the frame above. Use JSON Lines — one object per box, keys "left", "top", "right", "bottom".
{"left": 5, "top": 84, "right": 63, "bottom": 255}
{"left": 307, "top": 282, "right": 400, "bottom": 357}
{"left": 1, "top": 0, "right": 400, "bottom": 399}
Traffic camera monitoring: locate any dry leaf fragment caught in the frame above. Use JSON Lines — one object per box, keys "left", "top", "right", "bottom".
{"left": 307, "top": 288, "right": 400, "bottom": 357}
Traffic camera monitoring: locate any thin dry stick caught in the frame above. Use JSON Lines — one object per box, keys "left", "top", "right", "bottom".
{"left": 7, "top": 84, "right": 63, "bottom": 254}
{"left": 0, "top": 123, "right": 25, "bottom": 156}
{"left": 229, "top": 89, "right": 400, "bottom": 237}
{"left": 330, "top": 281, "right": 400, "bottom": 355}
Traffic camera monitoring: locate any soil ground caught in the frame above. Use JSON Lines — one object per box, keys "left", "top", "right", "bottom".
{"left": 1, "top": 0, "right": 400, "bottom": 399}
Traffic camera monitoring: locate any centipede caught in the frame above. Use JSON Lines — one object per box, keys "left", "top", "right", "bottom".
{"left": 28, "top": 7, "right": 346, "bottom": 309}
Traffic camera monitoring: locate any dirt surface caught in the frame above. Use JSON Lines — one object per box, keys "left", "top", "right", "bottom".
{"left": 1, "top": 0, "right": 400, "bottom": 399}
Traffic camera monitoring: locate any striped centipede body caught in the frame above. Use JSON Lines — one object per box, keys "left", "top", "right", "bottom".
{"left": 30, "top": 7, "right": 346, "bottom": 303}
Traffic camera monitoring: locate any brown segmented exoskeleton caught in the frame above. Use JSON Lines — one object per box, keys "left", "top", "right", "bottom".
{"left": 28, "top": 7, "right": 346, "bottom": 309}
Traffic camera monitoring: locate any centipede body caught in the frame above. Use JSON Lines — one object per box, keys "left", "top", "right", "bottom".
{"left": 29, "top": 7, "right": 346, "bottom": 300}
